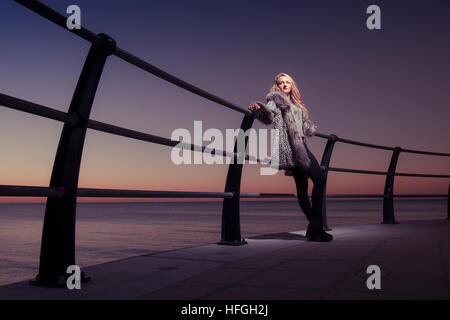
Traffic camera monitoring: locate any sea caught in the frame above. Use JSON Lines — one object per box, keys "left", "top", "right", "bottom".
{"left": 0, "top": 199, "right": 447, "bottom": 286}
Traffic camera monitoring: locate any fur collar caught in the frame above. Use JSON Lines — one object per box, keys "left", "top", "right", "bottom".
{"left": 266, "top": 91, "right": 293, "bottom": 111}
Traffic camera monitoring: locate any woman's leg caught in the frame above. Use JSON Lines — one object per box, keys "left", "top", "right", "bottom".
{"left": 292, "top": 144, "right": 332, "bottom": 241}
{"left": 304, "top": 143, "right": 326, "bottom": 229}
{"left": 292, "top": 167, "right": 313, "bottom": 222}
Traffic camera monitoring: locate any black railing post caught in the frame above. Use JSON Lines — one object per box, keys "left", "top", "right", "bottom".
{"left": 320, "top": 134, "right": 338, "bottom": 231}
{"left": 219, "top": 114, "right": 255, "bottom": 245}
{"left": 31, "top": 33, "right": 116, "bottom": 286}
{"left": 383, "top": 146, "right": 402, "bottom": 224}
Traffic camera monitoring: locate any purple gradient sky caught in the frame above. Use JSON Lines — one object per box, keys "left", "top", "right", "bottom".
{"left": 1, "top": 0, "right": 449, "bottom": 203}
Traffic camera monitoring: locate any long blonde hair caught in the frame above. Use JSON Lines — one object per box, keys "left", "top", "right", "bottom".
{"left": 269, "top": 73, "right": 309, "bottom": 120}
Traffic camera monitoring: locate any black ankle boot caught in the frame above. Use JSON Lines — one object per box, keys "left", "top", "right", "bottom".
{"left": 305, "top": 223, "right": 333, "bottom": 242}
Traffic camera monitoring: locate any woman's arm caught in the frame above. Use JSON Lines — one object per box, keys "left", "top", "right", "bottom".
{"left": 248, "top": 101, "right": 274, "bottom": 125}
{"left": 303, "top": 118, "right": 318, "bottom": 137}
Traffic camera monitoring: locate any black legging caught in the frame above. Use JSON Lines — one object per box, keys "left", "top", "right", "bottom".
{"left": 291, "top": 142, "right": 326, "bottom": 229}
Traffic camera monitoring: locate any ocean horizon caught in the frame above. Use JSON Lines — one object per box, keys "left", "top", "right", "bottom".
{"left": 0, "top": 198, "right": 447, "bottom": 286}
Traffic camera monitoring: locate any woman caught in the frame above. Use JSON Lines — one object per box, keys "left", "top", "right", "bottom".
{"left": 248, "top": 73, "right": 333, "bottom": 242}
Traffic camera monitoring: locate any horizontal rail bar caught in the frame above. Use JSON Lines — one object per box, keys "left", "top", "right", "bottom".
{"left": 401, "top": 148, "right": 450, "bottom": 157}
{"left": 0, "top": 185, "right": 64, "bottom": 198}
{"left": 76, "top": 188, "right": 234, "bottom": 198}
{"left": 327, "top": 194, "right": 447, "bottom": 198}
{"left": 395, "top": 172, "right": 450, "bottom": 178}
{"left": 241, "top": 193, "right": 447, "bottom": 199}
{"left": 0, "top": 93, "right": 78, "bottom": 125}
{"left": 0, "top": 185, "right": 232, "bottom": 199}
{"left": 244, "top": 154, "right": 271, "bottom": 164}
{"left": 90, "top": 119, "right": 266, "bottom": 164}
{"left": 240, "top": 193, "right": 448, "bottom": 198}
{"left": 392, "top": 194, "right": 448, "bottom": 198}
{"left": 316, "top": 133, "right": 450, "bottom": 157}
{"left": 313, "top": 133, "right": 333, "bottom": 140}
{"left": 329, "top": 167, "right": 387, "bottom": 175}
{"left": 1, "top": 185, "right": 445, "bottom": 199}
{"left": 88, "top": 119, "right": 179, "bottom": 147}
{"left": 0, "top": 96, "right": 242, "bottom": 160}
{"left": 240, "top": 193, "right": 298, "bottom": 198}
{"left": 241, "top": 193, "right": 383, "bottom": 198}
{"left": 114, "top": 48, "right": 251, "bottom": 115}
{"left": 326, "top": 194, "right": 445, "bottom": 198}
{"left": 87, "top": 119, "right": 239, "bottom": 159}
{"left": 327, "top": 194, "right": 386, "bottom": 198}
{"left": 329, "top": 167, "right": 450, "bottom": 178}
{"left": 14, "top": 1, "right": 250, "bottom": 115}
{"left": 335, "top": 137, "right": 395, "bottom": 151}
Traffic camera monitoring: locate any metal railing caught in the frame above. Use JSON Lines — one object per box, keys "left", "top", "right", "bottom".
{"left": 1, "top": 0, "right": 449, "bottom": 286}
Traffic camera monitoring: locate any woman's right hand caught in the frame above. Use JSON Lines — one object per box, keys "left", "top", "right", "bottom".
{"left": 248, "top": 102, "right": 260, "bottom": 111}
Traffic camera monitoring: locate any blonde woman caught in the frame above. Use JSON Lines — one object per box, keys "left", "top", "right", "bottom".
{"left": 248, "top": 73, "right": 332, "bottom": 242}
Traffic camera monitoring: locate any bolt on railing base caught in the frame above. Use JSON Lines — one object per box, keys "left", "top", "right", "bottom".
{"left": 217, "top": 238, "right": 248, "bottom": 246}
{"left": 29, "top": 271, "right": 91, "bottom": 288}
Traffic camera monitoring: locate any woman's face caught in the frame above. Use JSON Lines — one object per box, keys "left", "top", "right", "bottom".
{"left": 276, "top": 76, "right": 292, "bottom": 96}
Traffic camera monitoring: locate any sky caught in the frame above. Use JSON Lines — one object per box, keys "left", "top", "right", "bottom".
{"left": 0, "top": 0, "right": 449, "bottom": 203}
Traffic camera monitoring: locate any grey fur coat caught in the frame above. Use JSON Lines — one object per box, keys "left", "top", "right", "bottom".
{"left": 252, "top": 91, "right": 317, "bottom": 175}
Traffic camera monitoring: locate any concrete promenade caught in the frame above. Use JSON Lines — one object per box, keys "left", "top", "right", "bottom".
{"left": 1, "top": 219, "right": 449, "bottom": 300}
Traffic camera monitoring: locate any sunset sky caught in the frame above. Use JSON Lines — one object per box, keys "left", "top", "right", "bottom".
{"left": 1, "top": 0, "right": 449, "bottom": 203}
